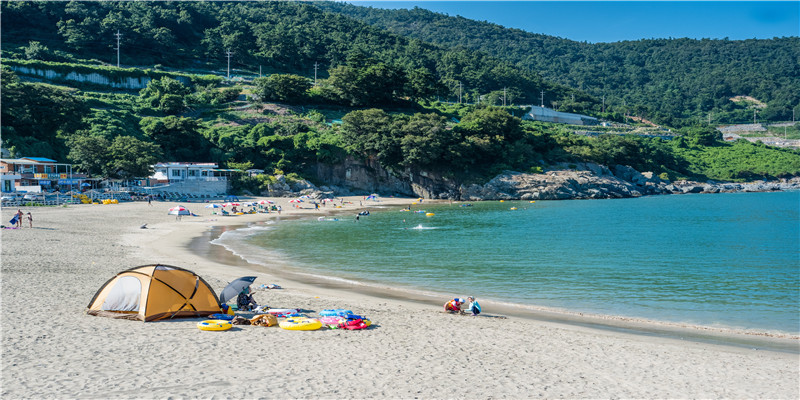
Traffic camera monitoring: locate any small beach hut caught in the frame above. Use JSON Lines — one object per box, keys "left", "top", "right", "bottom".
{"left": 87, "top": 264, "right": 221, "bottom": 321}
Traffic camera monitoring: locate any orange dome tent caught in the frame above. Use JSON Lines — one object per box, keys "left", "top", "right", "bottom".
{"left": 87, "top": 264, "right": 221, "bottom": 322}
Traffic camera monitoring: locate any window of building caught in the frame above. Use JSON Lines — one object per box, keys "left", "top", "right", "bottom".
{"left": 201, "top": 170, "right": 208, "bottom": 177}
{"left": 171, "top": 169, "right": 182, "bottom": 177}
{"left": 188, "top": 170, "right": 197, "bottom": 177}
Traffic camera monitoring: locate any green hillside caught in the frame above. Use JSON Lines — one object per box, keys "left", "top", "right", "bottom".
{"left": 1, "top": 1, "right": 799, "bottom": 191}
{"left": 318, "top": 2, "right": 800, "bottom": 127}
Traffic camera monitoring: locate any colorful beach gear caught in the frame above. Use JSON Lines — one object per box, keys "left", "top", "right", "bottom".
{"left": 197, "top": 320, "right": 232, "bottom": 331}
{"left": 279, "top": 317, "right": 322, "bottom": 331}
{"left": 319, "top": 309, "right": 353, "bottom": 317}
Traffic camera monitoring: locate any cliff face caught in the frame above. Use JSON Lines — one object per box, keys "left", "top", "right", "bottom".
{"left": 307, "top": 158, "right": 800, "bottom": 200}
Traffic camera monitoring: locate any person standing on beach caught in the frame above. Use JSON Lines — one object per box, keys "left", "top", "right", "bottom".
{"left": 277, "top": 205, "right": 282, "bottom": 214}
{"left": 147, "top": 195, "right": 152, "bottom": 206}
{"left": 26, "top": 212, "right": 33, "bottom": 228}
{"left": 16, "top": 209, "right": 23, "bottom": 228}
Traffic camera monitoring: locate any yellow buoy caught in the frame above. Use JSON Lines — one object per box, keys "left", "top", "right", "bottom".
{"left": 499, "top": 200, "right": 505, "bottom": 202}
{"left": 510, "top": 207, "right": 518, "bottom": 210}
{"left": 425, "top": 213, "right": 435, "bottom": 216}
{"left": 529, "top": 201, "right": 536, "bottom": 203}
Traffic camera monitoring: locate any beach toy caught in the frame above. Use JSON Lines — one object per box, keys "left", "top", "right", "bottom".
{"left": 338, "top": 318, "right": 370, "bottom": 330}
{"left": 319, "top": 316, "right": 345, "bottom": 328}
{"left": 279, "top": 317, "right": 322, "bottom": 331}
{"left": 268, "top": 308, "right": 300, "bottom": 317}
{"left": 341, "top": 314, "right": 370, "bottom": 325}
{"left": 510, "top": 207, "right": 517, "bottom": 210}
{"left": 425, "top": 213, "right": 435, "bottom": 216}
{"left": 209, "top": 313, "right": 234, "bottom": 320}
{"left": 319, "top": 309, "right": 353, "bottom": 317}
{"left": 197, "top": 320, "right": 232, "bottom": 331}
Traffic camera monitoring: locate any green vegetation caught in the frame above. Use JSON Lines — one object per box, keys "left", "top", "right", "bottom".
{"left": 1, "top": 1, "right": 798, "bottom": 187}
{"left": 319, "top": 2, "right": 800, "bottom": 127}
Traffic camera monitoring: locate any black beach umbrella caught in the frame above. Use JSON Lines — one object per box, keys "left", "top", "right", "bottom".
{"left": 219, "top": 276, "right": 257, "bottom": 304}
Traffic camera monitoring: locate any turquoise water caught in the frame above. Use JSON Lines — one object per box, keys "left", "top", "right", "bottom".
{"left": 215, "top": 191, "right": 800, "bottom": 334}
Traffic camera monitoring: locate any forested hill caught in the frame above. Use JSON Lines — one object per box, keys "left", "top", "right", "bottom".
{"left": 0, "top": 1, "right": 587, "bottom": 107}
{"left": 317, "top": 2, "right": 800, "bottom": 127}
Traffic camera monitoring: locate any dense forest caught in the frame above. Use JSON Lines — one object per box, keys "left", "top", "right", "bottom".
{"left": 318, "top": 2, "right": 800, "bottom": 127}
{"left": 1, "top": 1, "right": 586, "bottom": 107}
{"left": 1, "top": 1, "right": 799, "bottom": 192}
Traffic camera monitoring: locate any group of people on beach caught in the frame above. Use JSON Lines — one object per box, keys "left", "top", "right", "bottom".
{"left": 8, "top": 209, "right": 32, "bottom": 229}
{"left": 444, "top": 296, "right": 481, "bottom": 316}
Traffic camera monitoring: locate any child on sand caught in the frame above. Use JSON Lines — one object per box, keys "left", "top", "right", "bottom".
{"left": 466, "top": 296, "right": 481, "bottom": 316}
{"left": 444, "top": 298, "right": 464, "bottom": 313}
{"left": 26, "top": 212, "right": 32, "bottom": 228}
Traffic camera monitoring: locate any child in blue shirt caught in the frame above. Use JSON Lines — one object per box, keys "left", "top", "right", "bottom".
{"left": 467, "top": 296, "right": 481, "bottom": 316}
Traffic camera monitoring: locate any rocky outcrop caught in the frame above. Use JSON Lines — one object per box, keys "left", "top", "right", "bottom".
{"left": 458, "top": 163, "right": 669, "bottom": 201}
{"left": 294, "top": 158, "right": 800, "bottom": 201}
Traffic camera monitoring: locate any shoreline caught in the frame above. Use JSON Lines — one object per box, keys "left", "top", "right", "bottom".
{"left": 3, "top": 198, "right": 799, "bottom": 398}
{"left": 191, "top": 218, "right": 800, "bottom": 353}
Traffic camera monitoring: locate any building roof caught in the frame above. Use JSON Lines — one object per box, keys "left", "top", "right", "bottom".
{"left": 154, "top": 162, "right": 218, "bottom": 168}
{"left": 20, "top": 157, "right": 57, "bottom": 163}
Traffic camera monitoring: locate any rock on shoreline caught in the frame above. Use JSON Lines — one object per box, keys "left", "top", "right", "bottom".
{"left": 458, "top": 164, "right": 800, "bottom": 201}
{"left": 279, "top": 159, "right": 800, "bottom": 201}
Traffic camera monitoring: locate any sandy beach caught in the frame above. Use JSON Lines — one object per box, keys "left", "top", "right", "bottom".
{"left": 2, "top": 197, "right": 798, "bottom": 399}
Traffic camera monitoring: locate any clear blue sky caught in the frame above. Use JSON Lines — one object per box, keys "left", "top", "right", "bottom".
{"left": 344, "top": 1, "right": 799, "bottom": 43}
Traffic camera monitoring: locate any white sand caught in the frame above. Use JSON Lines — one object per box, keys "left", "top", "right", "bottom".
{"left": 2, "top": 198, "right": 798, "bottom": 398}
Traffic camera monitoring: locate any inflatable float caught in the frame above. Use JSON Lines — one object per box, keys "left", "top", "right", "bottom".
{"left": 338, "top": 318, "right": 370, "bottom": 330}
{"left": 319, "top": 316, "right": 345, "bottom": 327}
{"left": 268, "top": 308, "right": 300, "bottom": 317}
{"left": 425, "top": 213, "right": 435, "bottom": 217}
{"left": 208, "top": 313, "right": 234, "bottom": 320}
{"left": 197, "top": 320, "right": 232, "bottom": 331}
{"left": 319, "top": 309, "right": 353, "bottom": 317}
{"left": 279, "top": 317, "right": 322, "bottom": 331}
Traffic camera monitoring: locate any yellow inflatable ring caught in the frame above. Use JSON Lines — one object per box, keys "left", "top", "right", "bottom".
{"left": 279, "top": 317, "right": 322, "bottom": 331}
{"left": 197, "top": 319, "right": 232, "bottom": 331}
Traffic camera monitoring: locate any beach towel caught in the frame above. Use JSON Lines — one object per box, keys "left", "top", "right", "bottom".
{"left": 9, "top": 216, "right": 18, "bottom": 225}
{"left": 250, "top": 314, "right": 278, "bottom": 327}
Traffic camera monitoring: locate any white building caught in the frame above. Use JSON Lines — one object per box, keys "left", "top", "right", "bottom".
{"left": 523, "top": 106, "right": 598, "bottom": 126}
{"left": 150, "top": 162, "right": 220, "bottom": 183}
{"left": 147, "top": 162, "right": 242, "bottom": 197}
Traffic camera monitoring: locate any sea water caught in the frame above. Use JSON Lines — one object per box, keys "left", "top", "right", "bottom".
{"left": 212, "top": 191, "right": 800, "bottom": 335}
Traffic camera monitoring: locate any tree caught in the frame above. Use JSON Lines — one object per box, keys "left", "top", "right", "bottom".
{"left": 137, "top": 77, "right": 192, "bottom": 114}
{"left": 140, "top": 116, "right": 209, "bottom": 161}
{"left": 340, "top": 109, "right": 404, "bottom": 165}
{"left": 107, "top": 136, "right": 163, "bottom": 178}
{"left": 23, "top": 41, "right": 52, "bottom": 60}
{"left": 67, "top": 135, "right": 112, "bottom": 176}
{"left": 253, "top": 74, "right": 311, "bottom": 103}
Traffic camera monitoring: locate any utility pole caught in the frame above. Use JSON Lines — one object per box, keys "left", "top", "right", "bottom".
{"left": 313, "top": 62, "right": 319, "bottom": 86}
{"left": 503, "top": 87, "right": 507, "bottom": 107}
{"left": 226, "top": 49, "right": 232, "bottom": 79}
{"left": 753, "top": 108, "right": 757, "bottom": 124}
{"left": 259, "top": 65, "right": 262, "bottom": 78}
{"left": 540, "top": 90, "right": 544, "bottom": 108}
{"left": 114, "top": 30, "right": 122, "bottom": 67}
{"left": 602, "top": 95, "right": 605, "bottom": 113}
{"left": 458, "top": 81, "right": 463, "bottom": 104}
